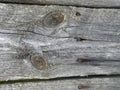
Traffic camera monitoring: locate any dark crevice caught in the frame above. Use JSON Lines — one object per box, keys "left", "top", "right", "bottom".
{"left": 0, "top": 74, "right": 120, "bottom": 84}
{"left": 0, "top": 1, "right": 120, "bottom": 9}
{"left": 76, "top": 58, "right": 120, "bottom": 63}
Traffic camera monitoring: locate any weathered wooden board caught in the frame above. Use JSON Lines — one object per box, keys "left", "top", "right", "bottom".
{"left": 0, "top": 3, "right": 120, "bottom": 81}
{"left": 0, "top": 78, "right": 120, "bottom": 90}
{"left": 1, "top": 0, "right": 120, "bottom": 7}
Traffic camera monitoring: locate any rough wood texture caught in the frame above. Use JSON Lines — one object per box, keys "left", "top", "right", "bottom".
{"left": 0, "top": 3, "right": 120, "bottom": 81}
{"left": 0, "top": 78, "right": 120, "bottom": 90}
{"left": 1, "top": 0, "right": 120, "bottom": 7}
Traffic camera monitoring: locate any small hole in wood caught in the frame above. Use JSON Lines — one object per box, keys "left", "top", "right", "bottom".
{"left": 76, "top": 12, "right": 81, "bottom": 16}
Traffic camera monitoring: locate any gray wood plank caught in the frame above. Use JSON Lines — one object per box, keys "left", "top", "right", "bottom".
{"left": 0, "top": 3, "right": 120, "bottom": 42}
{"left": 1, "top": 0, "right": 120, "bottom": 7}
{"left": 0, "top": 78, "right": 120, "bottom": 90}
{"left": 0, "top": 3, "right": 120, "bottom": 81}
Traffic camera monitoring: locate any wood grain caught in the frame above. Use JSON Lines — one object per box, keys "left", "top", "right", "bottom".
{"left": 1, "top": 0, "right": 120, "bottom": 7}
{"left": 0, "top": 78, "right": 120, "bottom": 90}
{"left": 0, "top": 3, "right": 120, "bottom": 81}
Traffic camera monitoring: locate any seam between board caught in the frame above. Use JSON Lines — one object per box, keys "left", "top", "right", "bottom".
{"left": 0, "top": 74, "right": 120, "bottom": 84}
{"left": 0, "top": 2, "right": 120, "bottom": 9}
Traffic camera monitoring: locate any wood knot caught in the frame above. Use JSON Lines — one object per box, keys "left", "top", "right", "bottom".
{"left": 43, "top": 10, "right": 65, "bottom": 28}
{"left": 29, "top": 53, "right": 48, "bottom": 70}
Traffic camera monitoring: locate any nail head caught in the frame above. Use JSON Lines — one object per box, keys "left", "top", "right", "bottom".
{"left": 76, "top": 12, "right": 81, "bottom": 16}
{"left": 78, "top": 84, "right": 90, "bottom": 89}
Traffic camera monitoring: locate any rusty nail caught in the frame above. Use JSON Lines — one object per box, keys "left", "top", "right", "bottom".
{"left": 76, "top": 58, "right": 85, "bottom": 63}
{"left": 78, "top": 84, "right": 90, "bottom": 89}
{"left": 74, "top": 37, "right": 85, "bottom": 42}
{"left": 76, "top": 12, "right": 81, "bottom": 16}
{"left": 76, "top": 58, "right": 92, "bottom": 63}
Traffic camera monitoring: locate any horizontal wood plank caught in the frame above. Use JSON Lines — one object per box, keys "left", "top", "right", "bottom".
{"left": 0, "top": 3, "right": 120, "bottom": 80}
{"left": 0, "top": 0, "right": 120, "bottom": 7}
{"left": 0, "top": 78, "right": 120, "bottom": 90}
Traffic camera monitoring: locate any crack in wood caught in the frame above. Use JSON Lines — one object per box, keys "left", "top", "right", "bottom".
{"left": 0, "top": 74, "right": 120, "bottom": 84}
{"left": 0, "top": 31, "right": 118, "bottom": 43}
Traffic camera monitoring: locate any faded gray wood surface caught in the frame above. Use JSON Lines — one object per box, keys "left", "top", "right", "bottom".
{"left": 0, "top": 3, "right": 120, "bottom": 81}
{"left": 0, "top": 78, "right": 120, "bottom": 90}
{"left": 1, "top": 0, "right": 120, "bottom": 7}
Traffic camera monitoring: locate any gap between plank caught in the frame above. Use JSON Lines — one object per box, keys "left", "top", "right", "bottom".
{"left": 0, "top": 1, "right": 120, "bottom": 9}
{"left": 0, "top": 74, "right": 120, "bottom": 84}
